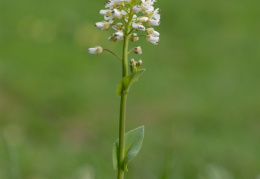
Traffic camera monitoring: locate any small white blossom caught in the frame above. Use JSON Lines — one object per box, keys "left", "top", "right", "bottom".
{"left": 109, "top": 30, "right": 124, "bottom": 42}
{"left": 112, "top": 9, "right": 123, "bottom": 19}
{"left": 88, "top": 46, "right": 103, "bottom": 54}
{"left": 147, "top": 19, "right": 160, "bottom": 26}
{"left": 132, "top": 23, "right": 146, "bottom": 31}
{"left": 146, "top": 28, "right": 160, "bottom": 37}
{"left": 95, "top": 21, "right": 111, "bottom": 30}
{"left": 146, "top": 8, "right": 161, "bottom": 21}
{"left": 140, "top": 0, "right": 154, "bottom": 13}
{"left": 99, "top": 9, "right": 112, "bottom": 16}
{"left": 105, "top": 0, "right": 121, "bottom": 9}
{"left": 113, "top": 31, "right": 124, "bottom": 40}
{"left": 133, "top": 46, "right": 142, "bottom": 55}
{"left": 137, "top": 17, "right": 149, "bottom": 23}
{"left": 146, "top": 35, "right": 160, "bottom": 45}
{"left": 99, "top": 9, "right": 114, "bottom": 23}
{"left": 133, "top": 5, "right": 142, "bottom": 14}
{"left": 105, "top": 1, "right": 115, "bottom": 9}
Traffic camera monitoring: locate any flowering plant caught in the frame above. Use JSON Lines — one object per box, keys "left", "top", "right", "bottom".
{"left": 89, "top": 0, "right": 160, "bottom": 178}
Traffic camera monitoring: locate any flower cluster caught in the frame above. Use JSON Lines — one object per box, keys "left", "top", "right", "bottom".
{"left": 88, "top": 0, "right": 161, "bottom": 70}
{"left": 95, "top": 0, "right": 160, "bottom": 44}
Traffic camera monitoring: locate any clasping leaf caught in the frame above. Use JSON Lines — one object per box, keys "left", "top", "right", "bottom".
{"left": 116, "top": 69, "right": 145, "bottom": 96}
{"left": 113, "top": 126, "right": 144, "bottom": 171}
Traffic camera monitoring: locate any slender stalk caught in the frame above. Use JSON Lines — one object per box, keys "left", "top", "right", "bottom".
{"left": 103, "top": 49, "right": 122, "bottom": 60}
{"left": 117, "top": 9, "right": 133, "bottom": 179}
{"left": 117, "top": 93, "right": 127, "bottom": 179}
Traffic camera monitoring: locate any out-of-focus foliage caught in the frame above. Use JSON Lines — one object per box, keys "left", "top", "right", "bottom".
{"left": 0, "top": 0, "right": 260, "bottom": 178}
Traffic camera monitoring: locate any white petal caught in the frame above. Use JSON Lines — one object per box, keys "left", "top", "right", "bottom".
{"left": 88, "top": 46, "right": 103, "bottom": 54}
{"left": 133, "top": 5, "right": 141, "bottom": 14}
{"left": 147, "top": 20, "right": 160, "bottom": 26}
{"left": 132, "top": 23, "right": 146, "bottom": 31}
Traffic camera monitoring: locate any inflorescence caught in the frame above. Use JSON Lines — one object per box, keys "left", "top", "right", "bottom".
{"left": 88, "top": 0, "right": 161, "bottom": 71}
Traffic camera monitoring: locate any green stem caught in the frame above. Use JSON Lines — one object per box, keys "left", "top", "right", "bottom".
{"left": 117, "top": 9, "right": 133, "bottom": 179}
{"left": 117, "top": 93, "right": 127, "bottom": 179}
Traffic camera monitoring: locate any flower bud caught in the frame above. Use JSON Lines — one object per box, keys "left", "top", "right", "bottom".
{"left": 130, "top": 58, "right": 138, "bottom": 73}
{"left": 108, "top": 36, "right": 117, "bottom": 42}
{"left": 138, "top": 60, "right": 143, "bottom": 66}
{"left": 133, "top": 46, "right": 142, "bottom": 55}
{"left": 136, "top": 60, "right": 143, "bottom": 68}
{"left": 88, "top": 46, "right": 103, "bottom": 54}
{"left": 130, "top": 58, "right": 135, "bottom": 64}
{"left": 129, "top": 33, "right": 139, "bottom": 42}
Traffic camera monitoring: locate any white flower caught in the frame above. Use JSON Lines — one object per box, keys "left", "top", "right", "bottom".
{"left": 140, "top": 0, "right": 154, "bottom": 13}
{"left": 147, "top": 19, "right": 160, "bottom": 26}
{"left": 112, "top": 9, "right": 122, "bottom": 19}
{"left": 137, "top": 17, "right": 149, "bottom": 23}
{"left": 133, "top": 46, "right": 142, "bottom": 55}
{"left": 105, "top": 1, "right": 115, "bottom": 9}
{"left": 113, "top": 31, "right": 124, "bottom": 40}
{"left": 146, "top": 28, "right": 160, "bottom": 37}
{"left": 95, "top": 21, "right": 111, "bottom": 30}
{"left": 99, "top": 9, "right": 112, "bottom": 16}
{"left": 132, "top": 23, "right": 145, "bottom": 31}
{"left": 108, "top": 30, "right": 124, "bottom": 42}
{"left": 99, "top": 9, "right": 114, "bottom": 23}
{"left": 153, "top": 8, "right": 161, "bottom": 20}
{"left": 129, "top": 33, "right": 139, "bottom": 42}
{"left": 133, "top": 5, "right": 141, "bottom": 14}
{"left": 105, "top": 0, "right": 123, "bottom": 9}
{"left": 146, "top": 35, "right": 160, "bottom": 45}
{"left": 88, "top": 46, "right": 103, "bottom": 54}
{"left": 146, "top": 8, "right": 161, "bottom": 20}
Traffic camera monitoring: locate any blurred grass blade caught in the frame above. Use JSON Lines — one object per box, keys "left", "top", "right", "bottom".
{"left": 3, "top": 137, "right": 21, "bottom": 179}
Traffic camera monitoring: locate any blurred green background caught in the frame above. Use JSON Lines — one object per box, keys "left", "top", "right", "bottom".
{"left": 1, "top": 0, "right": 260, "bottom": 178}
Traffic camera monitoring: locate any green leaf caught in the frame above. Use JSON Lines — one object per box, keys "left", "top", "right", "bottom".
{"left": 112, "top": 126, "right": 145, "bottom": 171}
{"left": 116, "top": 69, "right": 145, "bottom": 96}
